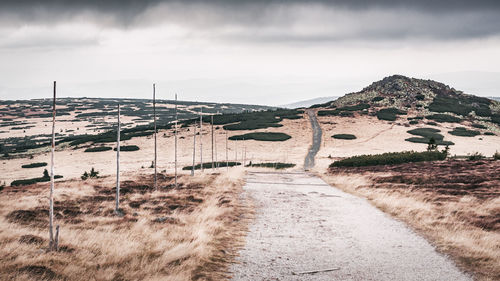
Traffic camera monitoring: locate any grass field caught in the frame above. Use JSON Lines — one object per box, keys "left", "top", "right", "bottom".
{"left": 0, "top": 170, "right": 250, "bottom": 281}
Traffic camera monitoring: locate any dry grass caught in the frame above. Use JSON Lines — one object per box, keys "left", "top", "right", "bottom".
{"left": 0, "top": 168, "right": 251, "bottom": 281}
{"left": 321, "top": 160, "right": 500, "bottom": 281}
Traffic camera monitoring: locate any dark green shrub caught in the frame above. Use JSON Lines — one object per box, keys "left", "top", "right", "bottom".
{"left": 338, "top": 103, "right": 370, "bottom": 111}
{"left": 405, "top": 137, "right": 454, "bottom": 146}
{"left": 81, "top": 167, "right": 99, "bottom": 180}
{"left": 428, "top": 93, "right": 491, "bottom": 117}
{"left": 467, "top": 152, "right": 484, "bottom": 161}
{"left": 332, "top": 134, "right": 357, "bottom": 140}
{"left": 183, "top": 161, "right": 241, "bottom": 170}
{"left": 448, "top": 127, "right": 481, "bottom": 137}
{"left": 415, "top": 94, "right": 425, "bottom": 100}
{"left": 330, "top": 150, "right": 447, "bottom": 168}
{"left": 372, "top": 96, "right": 384, "bottom": 102}
{"left": 223, "top": 122, "right": 282, "bottom": 131}
{"left": 376, "top": 108, "right": 406, "bottom": 121}
{"left": 246, "top": 162, "right": 296, "bottom": 169}
{"left": 484, "top": 132, "right": 496, "bottom": 136}
{"left": 427, "top": 121, "right": 438, "bottom": 126}
{"left": 114, "top": 145, "right": 140, "bottom": 151}
{"left": 229, "top": 132, "right": 291, "bottom": 141}
{"left": 407, "top": 128, "right": 444, "bottom": 140}
{"left": 11, "top": 169, "right": 63, "bottom": 186}
{"left": 493, "top": 151, "right": 500, "bottom": 160}
{"left": 409, "top": 120, "right": 419, "bottom": 125}
{"left": 84, "top": 146, "right": 112, "bottom": 152}
{"left": 21, "top": 162, "right": 47, "bottom": 169}
{"left": 426, "top": 114, "right": 462, "bottom": 123}
{"left": 472, "top": 123, "right": 487, "bottom": 129}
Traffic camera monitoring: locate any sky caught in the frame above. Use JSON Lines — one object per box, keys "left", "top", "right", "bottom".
{"left": 0, "top": 0, "right": 500, "bottom": 105}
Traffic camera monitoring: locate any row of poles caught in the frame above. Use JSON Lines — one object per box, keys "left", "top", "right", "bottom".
{"left": 47, "top": 82, "right": 247, "bottom": 251}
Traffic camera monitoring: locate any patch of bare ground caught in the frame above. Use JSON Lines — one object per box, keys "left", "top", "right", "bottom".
{"left": 322, "top": 159, "right": 500, "bottom": 281}
{"left": 0, "top": 169, "right": 251, "bottom": 281}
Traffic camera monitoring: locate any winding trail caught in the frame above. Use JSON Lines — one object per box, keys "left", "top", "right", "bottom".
{"left": 230, "top": 110, "right": 471, "bottom": 280}
{"left": 304, "top": 109, "right": 322, "bottom": 171}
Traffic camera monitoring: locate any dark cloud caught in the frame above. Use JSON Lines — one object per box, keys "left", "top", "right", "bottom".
{"left": 0, "top": 0, "right": 499, "bottom": 43}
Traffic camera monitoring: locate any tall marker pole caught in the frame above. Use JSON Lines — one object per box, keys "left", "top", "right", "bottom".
{"left": 225, "top": 130, "right": 228, "bottom": 170}
{"left": 153, "top": 84, "right": 157, "bottom": 190}
{"left": 174, "top": 94, "right": 178, "bottom": 188}
{"left": 49, "top": 81, "right": 56, "bottom": 251}
{"left": 191, "top": 113, "right": 196, "bottom": 176}
{"left": 200, "top": 107, "right": 203, "bottom": 172}
{"left": 211, "top": 115, "right": 214, "bottom": 170}
{"left": 115, "top": 103, "right": 121, "bottom": 214}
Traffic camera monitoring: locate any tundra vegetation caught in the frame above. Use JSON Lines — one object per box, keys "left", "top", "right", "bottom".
{"left": 332, "top": 134, "right": 357, "bottom": 140}
{"left": 228, "top": 132, "right": 291, "bottom": 142}
{"left": 246, "top": 162, "right": 296, "bottom": 169}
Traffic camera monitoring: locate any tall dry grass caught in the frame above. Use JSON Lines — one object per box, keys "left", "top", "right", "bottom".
{"left": 321, "top": 172, "right": 500, "bottom": 281}
{"left": 0, "top": 168, "right": 251, "bottom": 281}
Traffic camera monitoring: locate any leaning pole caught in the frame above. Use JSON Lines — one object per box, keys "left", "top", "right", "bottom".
{"left": 48, "top": 81, "right": 56, "bottom": 251}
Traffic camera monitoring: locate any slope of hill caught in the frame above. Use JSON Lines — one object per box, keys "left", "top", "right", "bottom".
{"left": 314, "top": 75, "right": 500, "bottom": 127}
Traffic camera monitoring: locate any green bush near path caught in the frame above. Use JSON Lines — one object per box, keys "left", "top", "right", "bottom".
{"left": 84, "top": 146, "right": 112, "bottom": 152}
{"left": 330, "top": 150, "right": 447, "bottom": 168}
{"left": 21, "top": 162, "right": 47, "bottom": 169}
{"left": 229, "top": 132, "right": 291, "bottom": 141}
{"left": 332, "top": 134, "right": 357, "bottom": 140}
{"left": 183, "top": 161, "right": 241, "bottom": 170}
{"left": 246, "top": 162, "right": 296, "bottom": 169}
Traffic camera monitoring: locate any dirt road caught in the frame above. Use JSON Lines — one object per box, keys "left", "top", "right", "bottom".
{"left": 303, "top": 109, "right": 322, "bottom": 171}
{"left": 230, "top": 172, "right": 472, "bottom": 280}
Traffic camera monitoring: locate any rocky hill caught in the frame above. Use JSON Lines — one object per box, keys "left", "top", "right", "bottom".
{"left": 314, "top": 75, "right": 500, "bottom": 127}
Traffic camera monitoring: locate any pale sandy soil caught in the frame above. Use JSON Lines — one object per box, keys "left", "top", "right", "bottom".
{"left": 314, "top": 114, "right": 500, "bottom": 171}
{"left": 3, "top": 110, "right": 499, "bottom": 185}
{"left": 1, "top": 116, "right": 311, "bottom": 185}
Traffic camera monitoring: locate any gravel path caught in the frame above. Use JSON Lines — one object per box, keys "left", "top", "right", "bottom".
{"left": 303, "top": 109, "right": 322, "bottom": 171}
{"left": 230, "top": 172, "right": 472, "bottom": 281}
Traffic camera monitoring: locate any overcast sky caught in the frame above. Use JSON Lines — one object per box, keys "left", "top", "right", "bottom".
{"left": 0, "top": 0, "right": 499, "bottom": 105}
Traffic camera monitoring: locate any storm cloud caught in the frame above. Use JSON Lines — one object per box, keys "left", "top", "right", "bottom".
{"left": 1, "top": 0, "right": 500, "bottom": 43}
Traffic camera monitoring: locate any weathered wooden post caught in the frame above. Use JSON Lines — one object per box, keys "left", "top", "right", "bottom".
{"left": 174, "top": 94, "right": 178, "bottom": 188}
{"left": 48, "top": 81, "right": 56, "bottom": 251}
{"left": 200, "top": 107, "right": 203, "bottom": 172}
{"left": 191, "top": 114, "right": 196, "bottom": 176}
{"left": 115, "top": 103, "right": 120, "bottom": 214}
{"left": 153, "top": 84, "right": 157, "bottom": 190}
{"left": 211, "top": 115, "right": 214, "bottom": 170}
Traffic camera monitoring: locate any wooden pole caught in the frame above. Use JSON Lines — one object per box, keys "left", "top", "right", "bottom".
{"left": 115, "top": 103, "right": 120, "bottom": 214}
{"left": 153, "top": 84, "right": 157, "bottom": 190}
{"left": 49, "top": 81, "right": 56, "bottom": 251}
{"left": 200, "top": 107, "right": 203, "bottom": 172}
{"left": 191, "top": 114, "right": 196, "bottom": 176}
{"left": 174, "top": 94, "right": 178, "bottom": 188}
{"left": 211, "top": 115, "right": 214, "bottom": 170}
